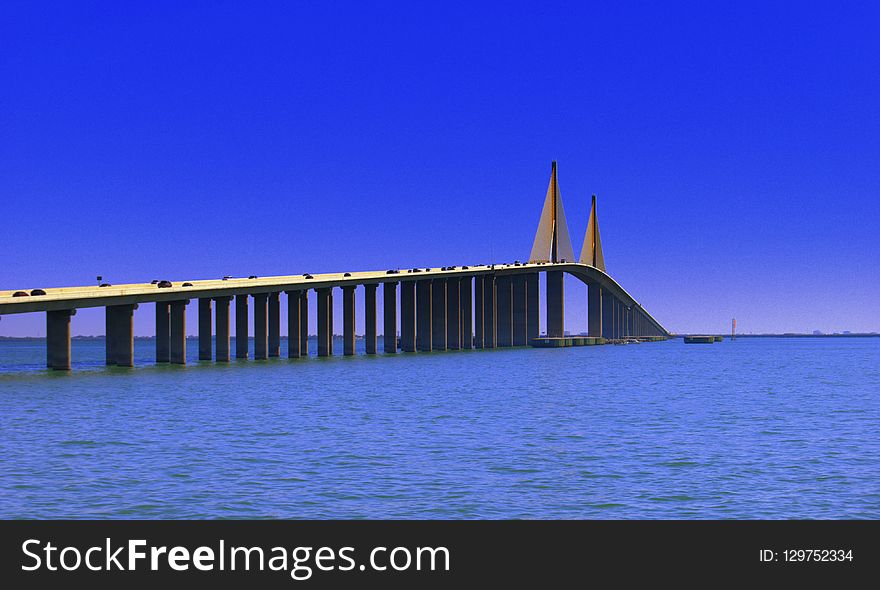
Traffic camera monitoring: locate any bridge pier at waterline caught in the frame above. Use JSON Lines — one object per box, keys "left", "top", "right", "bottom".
{"left": 431, "top": 279, "right": 447, "bottom": 351}
{"left": 215, "top": 296, "right": 231, "bottom": 361}
{"left": 253, "top": 293, "right": 269, "bottom": 360}
{"left": 364, "top": 284, "right": 377, "bottom": 354}
{"left": 235, "top": 294, "right": 249, "bottom": 359}
{"left": 546, "top": 270, "right": 564, "bottom": 338}
{"left": 342, "top": 285, "right": 356, "bottom": 356}
{"left": 460, "top": 276, "right": 473, "bottom": 349}
{"left": 46, "top": 309, "right": 75, "bottom": 370}
{"left": 400, "top": 281, "right": 416, "bottom": 352}
{"left": 198, "top": 298, "right": 212, "bottom": 361}
{"left": 416, "top": 280, "right": 432, "bottom": 352}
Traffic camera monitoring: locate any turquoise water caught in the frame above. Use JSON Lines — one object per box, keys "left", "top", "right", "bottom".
{"left": 0, "top": 337, "right": 878, "bottom": 519}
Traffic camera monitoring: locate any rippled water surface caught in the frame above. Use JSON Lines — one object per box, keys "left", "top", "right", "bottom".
{"left": 1, "top": 337, "right": 878, "bottom": 518}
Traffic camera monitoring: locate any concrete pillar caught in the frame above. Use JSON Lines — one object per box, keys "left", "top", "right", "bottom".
{"left": 364, "top": 284, "right": 377, "bottom": 354}
{"left": 512, "top": 275, "right": 528, "bottom": 346}
{"left": 474, "top": 275, "right": 484, "bottom": 348}
{"left": 383, "top": 282, "right": 397, "bottom": 353}
{"left": 400, "top": 281, "right": 416, "bottom": 352}
{"left": 46, "top": 309, "right": 75, "bottom": 371}
{"left": 445, "top": 278, "right": 460, "bottom": 349}
{"left": 546, "top": 270, "right": 564, "bottom": 338}
{"left": 236, "top": 294, "right": 249, "bottom": 359}
{"left": 496, "top": 275, "right": 513, "bottom": 347}
{"left": 268, "top": 292, "right": 281, "bottom": 357}
{"left": 526, "top": 273, "right": 539, "bottom": 344}
{"left": 170, "top": 300, "right": 188, "bottom": 364}
{"left": 105, "top": 306, "right": 116, "bottom": 366}
{"left": 416, "top": 279, "right": 432, "bottom": 352}
{"left": 602, "top": 291, "right": 613, "bottom": 339}
{"left": 588, "top": 284, "right": 603, "bottom": 338}
{"left": 483, "top": 275, "right": 496, "bottom": 348}
{"left": 198, "top": 298, "right": 212, "bottom": 361}
{"left": 431, "top": 278, "right": 447, "bottom": 351}
{"left": 215, "top": 296, "right": 231, "bottom": 361}
{"left": 300, "top": 291, "right": 309, "bottom": 356}
{"left": 328, "top": 290, "right": 334, "bottom": 355}
{"left": 459, "top": 276, "right": 473, "bottom": 349}
{"left": 109, "top": 304, "right": 136, "bottom": 367}
{"left": 286, "top": 291, "right": 301, "bottom": 358}
{"left": 253, "top": 293, "right": 268, "bottom": 360}
{"left": 317, "top": 288, "right": 331, "bottom": 357}
{"left": 343, "top": 285, "right": 356, "bottom": 356}
{"left": 155, "top": 301, "right": 170, "bottom": 363}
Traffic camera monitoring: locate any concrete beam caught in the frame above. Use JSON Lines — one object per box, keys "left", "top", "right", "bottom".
{"left": 253, "top": 293, "right": 269, "bottom": 360}
{"left": 446, "top": 277, "right": 460, "bottom": 350}
{"left": 383, "top": 282, "right": 397, "bottom": 353}
{"left": 459, "top": 276, "right": 472, "bottom": 349}
{"left": 268, "top": 292, "right": 281, "bottom": 357}
{"left": 316, "top": 288, "right": 332, "bottom": 357}
{"left": 198, "top": 298, "right": 212, "bottom": 361}
{"left": 156, "top": 301, "right": 170, "bottom": 363}
{"left": 546, "top": 270, "right": 564, "bottom": 338}
{"left": 400, "top": 282, "right": 416, "bottom": 352}
{"left": 416, "top": 280, "right": 432, "bottom": 352}
{"left": 343, "top": 285, "right": 356, "bottom": 356}
{"left": 364, "top": 284, "right": 377, "bottom": 354}
{"left": 215, "top": 296, "right": 231, "bottom": 362}
{"left": 496, "top": 275, "right": 513, "bottom": 347}
{"left": 46, "top": 309, "right": 75, "bottom": 371}
{"left": 431, "top": 278, "right": 447, "bottom": 351}
{"left": 170, "top": 300, "right": 188, "bottom": 364}
{"left": 235, "top": 294, "right": 249, "bottom": 359}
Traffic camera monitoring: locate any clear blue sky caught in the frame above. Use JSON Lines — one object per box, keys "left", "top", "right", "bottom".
{"left": 1, "top": 1, "right": 878, "bottom": 336}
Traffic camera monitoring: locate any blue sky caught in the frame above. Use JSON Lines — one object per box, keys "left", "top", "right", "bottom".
{"left": 1, "top": 1, "right": 878, "bottom": 336}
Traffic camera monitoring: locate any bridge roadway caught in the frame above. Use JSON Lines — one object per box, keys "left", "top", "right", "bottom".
{"left": 0, "top": 261, "right": 669, "bottom": 370}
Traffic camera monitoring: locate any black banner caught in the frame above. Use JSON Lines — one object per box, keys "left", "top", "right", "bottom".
{"left": 1, "top": 520, "right": 876, "bottom": 586}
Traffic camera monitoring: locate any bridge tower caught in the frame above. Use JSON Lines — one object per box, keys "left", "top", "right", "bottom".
{"left": 580, "top": 194, "right": 606, "bottom": 338}
{"left": 529, "top": 162, "right": 575, "bottom": 338}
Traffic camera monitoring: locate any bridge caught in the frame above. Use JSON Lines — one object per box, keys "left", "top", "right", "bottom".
{"left": 0, "top": 162, "right": 669, "bottom": 370}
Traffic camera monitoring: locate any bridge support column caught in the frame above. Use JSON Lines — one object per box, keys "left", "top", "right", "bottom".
{"left": 215, "top": 297, "right": 231, "bottom": 361}
{"left": 364, "top": 284, "right": 377, "bottom": 354}
{"left": 526, "top": 273, "right": 539, "bottom": 343}
{"left": 432, "top": 279, "right": 447, "bottom": 351}
{"left": 105, "top": 307, "right": 117, "bottom": 365}
{"left": 253, "top": 293, "right": 269, "bottom": 360}
{"left": 343, "top": 285, "right": 356, "bottom": 356}
{"left": 483, "top": 275, "right": 496, "bottom": 348}
{"left": 170, "top": 300, "right": 188, "bottom": 364}
{"left": 400, "top": 282, "right": 416, "bottom": 352}
{"left": 416, "top": 280, "right": 432, "bottom": 352}
{"left": 198, "top": 298, "right": 212, "bottom": 361}
{"left": 111, "top": 304, "right": 136, "bottom": 367}
{"left": 546, "top": 270, "right": 564, "bottom": 338}
{"left": 268, "top": 292, "right": 281, "bottom": 357}
{"left": 383, "top": 282, "right": 397, "bottom": 353}
{"left": 235, "top": 294, "right": 249, "bottom": 359}
{"left": 446, "top": 277, "right": 460, "bottom": 349}
{"left": 299, "top": 291, "right": 309, "bottom": 356}
{"left": 286, "top": 291, "right": 301, "bottom": 358}
{"left": 588, "top": 284, "right": 602, "bottom": 338}
{"left": 474, "top": 275, "right": 484, "bottom": 348}
{"left": 156, "top": 302, "right": 170, "bottom": 363}
{"left": 496, "top": 275, "right": 513, "bottom": 347}
{"left": 615, "top": 300, "right": 622, "bottom": 340}
{"left": 512, "top": 275, "right": 528, "bottom": 346}
{"left": 47, "top": 309, "right": 75, "bottom": 371}
{"left": 459, "top": 276, "right": 472, "bottom": 349}
{"left": 602, "top": 291, "right": 613, "bottom": 339}
{"left": 317, "top": 288, "right": 332, "bottom": 357}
